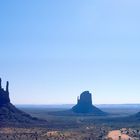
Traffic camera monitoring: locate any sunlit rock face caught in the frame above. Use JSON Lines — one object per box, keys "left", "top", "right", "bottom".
{"left": 72, "top": 91, "right": 106, "bottom": 115}
{"left": 0, "top": 78, "right": 10, "bottom": 106}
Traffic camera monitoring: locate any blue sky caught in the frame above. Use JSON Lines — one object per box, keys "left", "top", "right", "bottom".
{"left": 0, "top": 0, "right": 140, "bottom": 104}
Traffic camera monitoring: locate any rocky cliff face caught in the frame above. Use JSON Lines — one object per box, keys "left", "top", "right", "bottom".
{"left": 0, "top": 78, "right": 45, "bottom": 126}
{"left": 72, "top": 91, "right": 106, "bottom": 115}
{"left": 77, "top": 91, "right": 92, "bottom": 111}
{"left": 0, "top": 79, "right": 10, "bottom": 105}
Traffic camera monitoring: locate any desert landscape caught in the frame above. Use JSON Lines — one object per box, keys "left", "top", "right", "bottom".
{"left": 1, "top": 107, "right": 140, "bottom": 140}
{"left": 0, "top": 80, "right": 140, "bottom": 140}
{"left": 1, "top": 0, "right": 140, "bottom": 139}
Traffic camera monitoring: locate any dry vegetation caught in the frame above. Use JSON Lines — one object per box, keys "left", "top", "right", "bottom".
{"left": 0, "top": 125, "right": 110, "bottom": 140}
{"left": 1, "top": 107, "right": 140, "bottom": 140}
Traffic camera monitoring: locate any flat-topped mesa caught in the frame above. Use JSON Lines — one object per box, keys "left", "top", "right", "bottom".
{"left": 72, "top": 91, "right": 106, "bottom": 115}
{"left": 0, "top": 78, "right": 10, "bottom": 105}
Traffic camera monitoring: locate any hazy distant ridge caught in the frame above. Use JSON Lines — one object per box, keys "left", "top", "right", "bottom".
{"left": 16, "top": 104, "right": 140, "bottom": 109}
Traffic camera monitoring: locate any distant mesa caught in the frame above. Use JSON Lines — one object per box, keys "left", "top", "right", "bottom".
{"left": 72, "top": 91, "right": 106, "bottom": 115}
{"left": 49, "top": 91, "right": 107, "bottom": 116}
{"left": 0, "top": 78, "right": 45, "bottom": 126}
{"left": 48, "top": 91, "right": 109, "bottom": 116}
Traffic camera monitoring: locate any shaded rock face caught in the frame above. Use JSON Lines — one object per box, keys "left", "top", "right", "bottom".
{"left": 72, "top": 91, "right": 106, "bottom": 115}
{"left": 0, "top": 78, "right": 45, "bottom": 126}
{"left": 78, "top": 91, "right": 92, "bottom": 108}
{"left": 0, "top": 79, "right": 10, "bottom": 106}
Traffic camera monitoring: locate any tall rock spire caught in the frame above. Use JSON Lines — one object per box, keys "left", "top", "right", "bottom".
{"left": 77, "top": 96, "right": 80, "bottom": 104}
{"left": 0, "top": 79, "right": 10, "bottom": 105}
{"left": 6, "top": 81, "right": 9, "bottom": 93}
{"left": 0, "top": 78, "right": 1, "bottom": 89}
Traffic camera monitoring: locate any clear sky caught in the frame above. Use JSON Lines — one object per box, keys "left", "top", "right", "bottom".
{"left": 0, "top": 0, "right": 140, "bottom": 104}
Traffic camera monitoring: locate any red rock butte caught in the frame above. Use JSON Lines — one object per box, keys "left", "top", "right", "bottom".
{"left": 72, "top": 91, "right": 106, "bottom": 115}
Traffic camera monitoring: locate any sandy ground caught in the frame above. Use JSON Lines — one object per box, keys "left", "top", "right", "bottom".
{"left": 107, "top": 130, "right": 134, "bottom": 140}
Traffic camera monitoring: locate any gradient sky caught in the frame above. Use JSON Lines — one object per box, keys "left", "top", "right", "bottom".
{"left": 0, "top": 0, "right": 140, "bottom": 104}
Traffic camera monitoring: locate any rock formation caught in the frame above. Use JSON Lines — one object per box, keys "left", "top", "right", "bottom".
{"left": 0, "top": 78, "right": 10, "bottom": 105}
{"left": 0, "top": 78, "right": 45, "bottom": 126}
{"left": 72, "top": 91, "right": 106, "bottom": 115}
